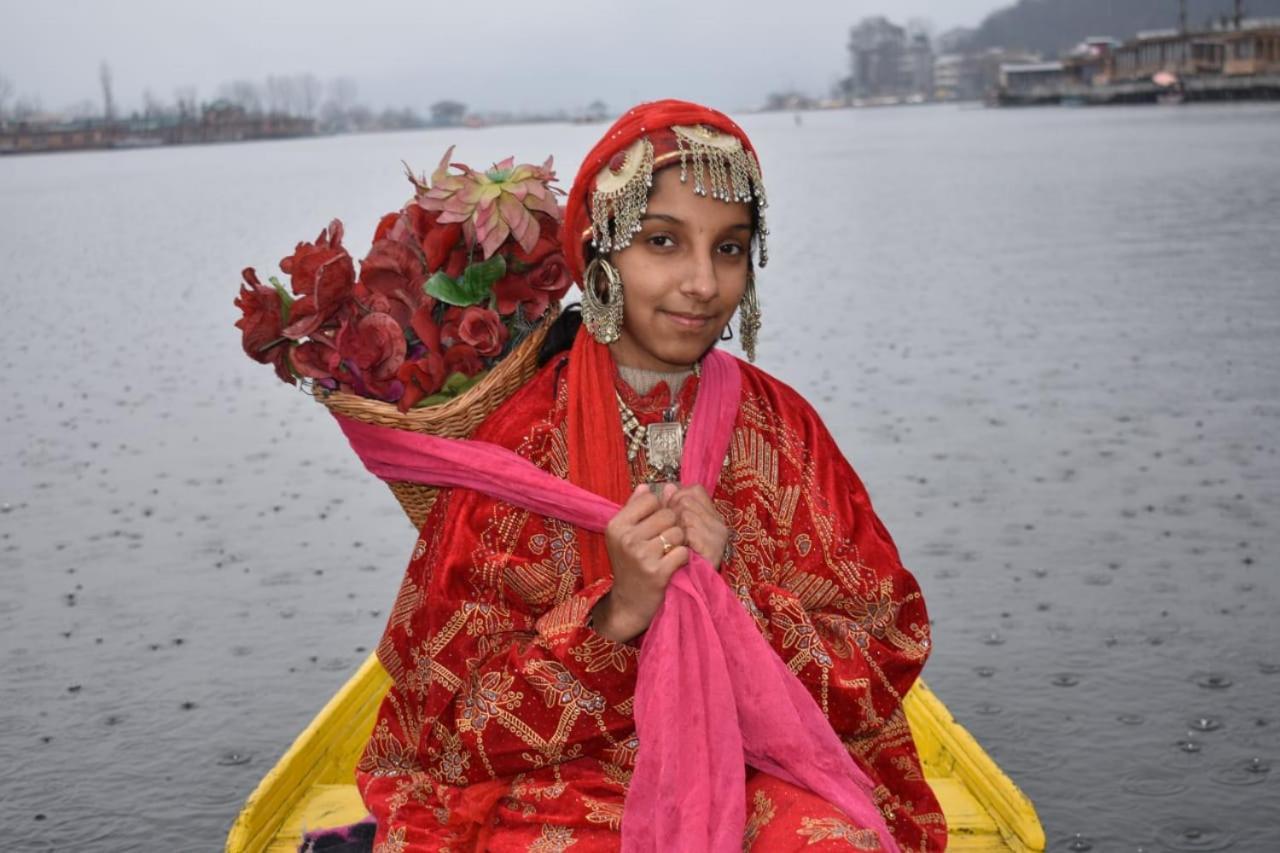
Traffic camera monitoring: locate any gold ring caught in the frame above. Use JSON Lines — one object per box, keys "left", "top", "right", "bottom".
{"left": 658, "top": 533, "right": 673, "bottom": 555}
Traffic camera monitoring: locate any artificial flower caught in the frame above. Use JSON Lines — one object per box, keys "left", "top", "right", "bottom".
{"left": 336, "top": 312, "right": 407, "bottom": 400}
{"left": 414, "top": 146, "right": 563, "bottom": 260}
{"left": 443, "top": 343, "right": 484, "bottom": 377}
{"left": 396, "top": 351, "right": 447, "bottom": 411}
{"left": 456, "top": 306, "right": 509, "bottom": 357}
{"left": 492, "top": 272, "right": 551, "bottom": 321}
{"left": 527, "top": 252, "right": 572, "bottom": 297}
{"left": 234, "top": 268, "right": 293, "bottom": 384}
{"left": 279, "top": 220, "right": 357, "bottom": 339}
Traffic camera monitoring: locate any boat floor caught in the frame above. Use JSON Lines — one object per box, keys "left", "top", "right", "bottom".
{"left": 228, "top": 654, "right": 1042, "bottom": 853}
{"left": 263, "top": 764, "right": 1006, "bottom": 851}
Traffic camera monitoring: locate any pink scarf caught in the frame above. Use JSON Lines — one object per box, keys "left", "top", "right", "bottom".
{"left": 335, "top": 348, "right": 898, "bottom": 852}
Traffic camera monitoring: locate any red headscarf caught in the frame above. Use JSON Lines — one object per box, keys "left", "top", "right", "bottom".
{"left": 559, "top": 99, "right": 764, "bottom": 286}
{"left": 561, "top": 100, "right": 764, "bottom": 584}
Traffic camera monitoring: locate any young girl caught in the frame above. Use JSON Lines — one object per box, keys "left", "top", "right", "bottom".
{"left": 353, "top": 99, "right": 946, "bottom": 852}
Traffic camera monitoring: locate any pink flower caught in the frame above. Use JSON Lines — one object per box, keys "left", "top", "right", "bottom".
{"left": 413, "top": 146, "right": 563, "bottom": 259}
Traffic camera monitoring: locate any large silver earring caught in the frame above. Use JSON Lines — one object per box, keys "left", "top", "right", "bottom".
{"left": 739, "top": 271, "right": 761, "bottom": 363}
{"left": 580, "top": 257, "right": 624, "bottom": 345}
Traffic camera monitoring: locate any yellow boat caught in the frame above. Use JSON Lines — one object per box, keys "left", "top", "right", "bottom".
{"left": 226, "top": 654, "right": 1044, "bottom": 852}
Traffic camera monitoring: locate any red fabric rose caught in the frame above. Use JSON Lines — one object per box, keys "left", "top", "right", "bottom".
{"left": 282, "top": 249, "right": 358, "bottom": 338}
{"left": 234, "top": 268, "right": 293, "bottom": 385}
{"left": 443, "top": 343, "right": 484, "bottom": 377}
{"left": 410, "top": 301, "right": 442, "bottom": 353}
{"left": 280, "top": 220, "right": 352, "bottom": 299}
{"left": 440, "top": 306, "right": 463, "bottom": 349}
{"left": 456, "top": 306, "right": 509, "bottom": 357}
{"left": 423, "top": 220, "right": 464, "bottom": 273}
{"left": 396, "top": 351, "right": 447, "bottom": 411}
{"left": 290, "top": 339, "right": 339, "bottom": 380}
{"left": 372, "top": 211, "right": 401, "bottom": 243}
{"left": 492, "top": 272, "right": 551, "bottom": 321}
{"left": 359, "top": 239, "right": 427, "bottom": 328}
{"left": 510, "top": 218, "right": 560, "bottom": 265}
{"left": 398, "top": 205, "right": 434, "bottom": 242}
{"left": 527, "top": 252, "right": 571, "bottom": 299}
{"left": 336, "top": 312, "right": 407, "bottom": 400}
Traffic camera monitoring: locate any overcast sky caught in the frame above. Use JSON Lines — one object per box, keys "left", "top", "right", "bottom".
{"left": 2, "top": 0, "right": 1004, "bottom": 116}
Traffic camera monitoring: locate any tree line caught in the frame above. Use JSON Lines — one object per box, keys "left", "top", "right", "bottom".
{"left": 0, "top": 64, "right": 469, "bottom": 132}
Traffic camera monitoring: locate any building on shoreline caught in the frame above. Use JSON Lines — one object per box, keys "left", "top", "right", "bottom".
{"left": 844, "top": 16, "right": 937, "bottom": 105}
{"left": 997, "top": 19, "right": 1280, "bottom": 106}
{"left": 0, "top": 100, "right": 315, "bottom": 155}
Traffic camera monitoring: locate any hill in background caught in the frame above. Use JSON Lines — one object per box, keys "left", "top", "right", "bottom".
{"left": 953, "top": 0, "right": 1280, "bottom": 57}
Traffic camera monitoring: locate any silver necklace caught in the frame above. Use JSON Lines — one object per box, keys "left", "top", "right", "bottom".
{"left": 616, "top": 393, "right": 685, "bottom": 484}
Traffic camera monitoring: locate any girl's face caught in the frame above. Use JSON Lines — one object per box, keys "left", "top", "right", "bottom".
{"left": 606, "top": 165, "right": 753, "bottom": 372}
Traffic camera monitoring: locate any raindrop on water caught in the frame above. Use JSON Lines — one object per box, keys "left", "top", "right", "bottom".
{"left": 1152, "top": 821, "right": 1234, "bottom": 852}
{"left": 1188, "top": 716, "right": 1222, "bottom": 732}
{"left": 1065, "top": 833, "right": 1093, "bottom": 851}
{"left": 1209, "top": 757, "right": 1270, "bottom": 787}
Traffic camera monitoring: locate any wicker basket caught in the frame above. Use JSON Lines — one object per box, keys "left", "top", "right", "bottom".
{"left": 319, "top": 305, "right": 560, "bottom": 529}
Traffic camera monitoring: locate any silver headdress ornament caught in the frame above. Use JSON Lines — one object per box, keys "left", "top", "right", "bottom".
{"left": 587, "top": 124, "right": 769, "bottom": 267}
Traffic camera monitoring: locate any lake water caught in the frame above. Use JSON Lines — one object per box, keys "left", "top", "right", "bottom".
{"left": 2, "top": 103, "right": 1278, "bottom": 851}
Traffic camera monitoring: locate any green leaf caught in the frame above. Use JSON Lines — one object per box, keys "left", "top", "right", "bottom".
{"left": 269, "top": 276, "right": 295, "bottom": 324}
{"left": 424, "top": 256, "right": 507, "bottom": 306}
{"left": 415, "top": 392, "right": 454, "bottom": 407}
{"left": 411, "top": 370, "right": 489, "bottom": 408}
{"left": 441, "top": 371, "right": 471, "bottom": 395}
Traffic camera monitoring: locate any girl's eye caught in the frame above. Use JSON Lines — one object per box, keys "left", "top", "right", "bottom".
{"left": 719, "top": 242, "right": 745, "bottom": 256}
{"left": 647, "top": 234, "right": 675, "bottom": 248}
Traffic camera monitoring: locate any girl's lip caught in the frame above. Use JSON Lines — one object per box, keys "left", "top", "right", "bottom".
{"left": 662, "top": 310, "right": 712, "bottom": 329}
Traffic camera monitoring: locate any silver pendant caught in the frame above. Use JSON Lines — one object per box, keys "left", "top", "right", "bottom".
{"left": 646, "top": 421, "right": 684, "bottom": 479}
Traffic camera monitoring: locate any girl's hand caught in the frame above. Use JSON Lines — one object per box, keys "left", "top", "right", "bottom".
{"left": 593, "top": 484, "right": 688, "bottom": 643}
{"left": 667, "top": 484, "right": 730, "bottom": 569}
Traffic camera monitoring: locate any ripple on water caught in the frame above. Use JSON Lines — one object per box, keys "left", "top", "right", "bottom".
{"left": 1175, "top": 736, "right": 1203, "bottom": 753}
{"left": 216, "top": 750, "right": 254, "bottom": 766}
{"left": 1192, "top": 672, "right": 1233, "bottom": 690}
{"left": 988, "top": 741, "right": 1066, "bottom": 777}
{"left": 1152, "top": 821, "right": 1235, "bottom": 852}
{"left": 1188, "top": 716, "right": 1222, "bottom": 732}
{"left": 1209, "top": 757, "right": 1270, "bottom": 787}
{"left": 1060, "top": 832, "right": 1095, "bottom": 851}
{"left": 1226, "top": 718, "right": 1276, "bottom": 750}
{"left": 1120, "top": 768, "right": 1190, "bottom": 798}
